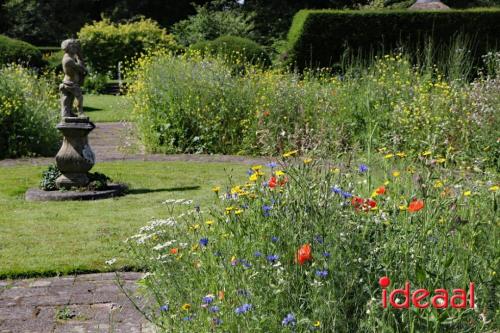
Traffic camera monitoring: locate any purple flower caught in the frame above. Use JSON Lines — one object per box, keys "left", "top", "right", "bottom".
{"left": 209, "top": 306, "right": 220, "bottom": 313}
{"left": 271, "top": 236, "right": 279, "bottom": 243}
{"left": 235, "top": 303, "right": 252, "bottom": 314}
{"left": 316, "top": 270, "right": 328, "bottom": 278}
{"left": 160, "top": 304, "right": 169, "bottom": 312}
{"left": 341, "top": 191, "right": 352, "bottom": 199}
{"left": 266, "top": 254, "right": 279, "bottom": 263}
{"left": 202, "top": 295, "right": 214, "bottom": 304}
{"left": 199, "top": 238, "right": 209, "bottom": 247}
{"left": 314, "top": 235, "right": 323, "bottom": 244}
{"left": 331, "top": 186, "right": 342, "bottom": 194}
{"left": 246, "top": 169, "right": 254, "bottom": 176}
{"left": 267, "top": 162, "right": 277, "bottom": 169}
{"left": 240, "top": 259, "right": 252, "bottom": 268}
{"left": 359, "top": 164, "right": 369, "bottom": 173}
{"left": 262, "top": 205, "right": 272, "bottom": 217}
{"left": 254, "top": 251, "right": 262, "bottom": 257}
{"left": 282, "top": 313, "right": 296, "bottom": 326}
{"left": 323, "top": 251, "right": 331, "bottom": 258}
{"left": 213, "top": 317, "right": 222, "bottom": 325}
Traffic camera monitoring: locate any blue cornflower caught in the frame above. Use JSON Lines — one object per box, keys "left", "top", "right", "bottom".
{"left": 213, "top": 318, "right": 222, "bottom": 325}
{"left": 254, "top": 251, "right": 262, "bottom": 257}
{"left": 282, "top": 313, "right": 296, "bottom": 326}
{"left": 267, "top": 162, "right": 277, "bottom": 169}
{"left": 323, "top": 251, "right": 331, "bottom": 258}
{"left": 202, "top": 295, "right": 214, "bottom": 304}
{"left": 225, "top": 193, "right": 232, "bottom": 199}
{"left": 199, "top": 238, "right": 209, "bottom": 247}
{"left": 271, "top": 236, "right": 279, "bottom": 243}
{"left": 235, "top": 303, "right": 252, "bottom": 314}
{"left": 209, "top": 306, "right": 220, "bottom": 313}
{"left": 262, "top": 205, "right": 272, "bottom": 217}
{"left": 359, "top": 164, "right": 369, "bottom": 173}
{"left": 341, "top": 191, "right": 353, "bottom": 199}
{"left": 331, "top": 186, "right": 342, "bottom": 194}
{"left": 240, "top": 259, "right": 252, "bottom": 268}
{"left": 316, "top": 270, "right": 328, "bottom": 278}
{"left": 266, "top": 254, "right": 279, "bottom": 263}
{"left": 182, "top": 316, "right": 192, "bottom": 321}
{"left": 314, "top": 235, "right": 324, "bottom": 244}
{"left": 160, "top": 304, "right": 169, "bottom": 312}
{"left": 246, "top": 169, "right": 254, "bottom": 176}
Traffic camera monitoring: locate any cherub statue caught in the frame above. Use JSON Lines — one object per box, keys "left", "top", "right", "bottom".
{"left": 59, "top": 39, "right": 87, "bottom": 118}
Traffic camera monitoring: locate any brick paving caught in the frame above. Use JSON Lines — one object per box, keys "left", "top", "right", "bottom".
{"left": 0, "top": 273, "right": 154, "bottom": 333}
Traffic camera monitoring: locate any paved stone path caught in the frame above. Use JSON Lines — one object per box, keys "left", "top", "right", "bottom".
{"left": 0, "top": 272, "right": 153, "bottom": 333}
{"left": 0, "top": 122, "right": 269, "bottom": 167}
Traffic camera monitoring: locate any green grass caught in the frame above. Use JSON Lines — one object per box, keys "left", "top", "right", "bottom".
{"left": 0, "top": 161, "right": 248, "bottom": 278}
{"left": 83, "top": 94, "right": 133, "bottom": 122}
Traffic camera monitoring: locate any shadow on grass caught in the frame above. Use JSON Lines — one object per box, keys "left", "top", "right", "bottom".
{"left": 83, "top": 106, "right": 102, "bottom": 112}
{"left": 127, "top": 186, "right": 200, "bottom": 195}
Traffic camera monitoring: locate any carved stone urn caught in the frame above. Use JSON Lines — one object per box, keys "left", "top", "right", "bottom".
{"left": 55, "top": 117, "right": 96, "bottom": 190}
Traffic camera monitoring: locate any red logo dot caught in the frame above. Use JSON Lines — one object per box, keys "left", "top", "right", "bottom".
{"left": 379, "top": 276, "right": 390, "bottom": 288}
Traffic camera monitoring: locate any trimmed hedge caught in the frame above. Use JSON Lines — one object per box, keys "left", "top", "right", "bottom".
{"left": 287, "top": 9, "right": 500, "bottom": 69}
{"left": 190, "top": 36, "right": 271, "bottom": 67}
{"left": 0, "top": 35, "right": 44, "bottom": 67}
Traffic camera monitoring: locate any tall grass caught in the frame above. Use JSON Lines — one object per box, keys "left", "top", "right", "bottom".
{"left": 126, "top": 45, "right": 499, "bottom": 170}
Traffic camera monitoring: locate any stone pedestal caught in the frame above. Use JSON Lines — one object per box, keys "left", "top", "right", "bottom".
{"left": 55, "top": 117, "right": 96, "bottom": 190}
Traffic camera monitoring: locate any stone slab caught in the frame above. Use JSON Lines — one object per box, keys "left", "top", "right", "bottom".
{"left": 25, "top": 184, "right": 127, "bottom": 202}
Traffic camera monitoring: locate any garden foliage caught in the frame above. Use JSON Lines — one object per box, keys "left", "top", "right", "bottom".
{"left": 78, "top": 18, "right": 178, "bottom": 74}
{"left": 0, "top": 35, "right": 44, "bottom": 68}
{"left": 286, "top": 9, "right": 500, "bottom": 69}
{"left": 126, "top": 156, "right": 499, "bottom": 332}
{"left": 127, "top": 51, "right": 499, "bottom": 170}
{"left": 172, "top": 0, "right": 256, "bottom": 46}
{"left": 190, "top": 36, "right": 271, "bottom": 67}
{"left": 0, "top": 65, "right": 59, "bottom": 159}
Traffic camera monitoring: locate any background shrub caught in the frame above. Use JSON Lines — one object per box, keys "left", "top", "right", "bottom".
{"left": 190, "top": 36, "right": 271, "bottom": 67}
{"left": 286, "top": 9, "right": 500, "bottom": 70}
{"left": 78, "top": 18, "right": 178, "bottom": 75}
{"left": 0, "top": 35, "right": 44, "bottom": 67}
{"left": 0, "top": 65, "right": 59, "bottom": 158}
{"left": 172, "top": 1, "right": 256, "bottom": 46}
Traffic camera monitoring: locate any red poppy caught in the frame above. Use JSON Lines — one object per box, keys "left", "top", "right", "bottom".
{"left": 351, "top": 196, "right": 377, "bottom": 212}
{"left": 408, "top": 199, "right": 424, "bottom": 212}
{"left": 279, "top": 177, "right": 288, "bottom": 187}
{"left": 170, "top": 248, "right": 178, "bottom": 254}
{"left": 296, "top": 243, "right": 313, "bottom": 265}
{"left": 375, "top": 186, "right": 386, "bottom": 195}
{"left": 268, "top": 176, "right": 277, "bottom": 189}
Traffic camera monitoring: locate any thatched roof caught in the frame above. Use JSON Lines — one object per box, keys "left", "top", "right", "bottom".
{"left": 409, "top": 0, "right": 451, "bottom": 10}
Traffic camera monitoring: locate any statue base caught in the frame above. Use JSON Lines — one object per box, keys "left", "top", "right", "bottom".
{"left": 55, "top": 117, "right": 96, "bottom": 190}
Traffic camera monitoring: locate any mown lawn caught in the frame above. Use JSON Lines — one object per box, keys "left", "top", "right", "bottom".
{"left": 0, "top": 161, "right": 247, "bottom": 278}
{"left": 83, "top": 94, "right": 133, "bottom": 122}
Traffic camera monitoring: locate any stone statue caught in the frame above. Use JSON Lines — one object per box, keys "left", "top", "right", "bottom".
{"left": 59, "top": 39, "right": 87, "bottom": 117}
{"left": 54, "top": 39, "right": 95, "bottom": 189}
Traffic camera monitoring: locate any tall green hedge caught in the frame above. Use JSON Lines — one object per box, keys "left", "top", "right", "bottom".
{"left": 0, "top": 35, "right": 44, "bottom": 67}
{"left": 287, "top": 9, "right": 500, "bottom": 69}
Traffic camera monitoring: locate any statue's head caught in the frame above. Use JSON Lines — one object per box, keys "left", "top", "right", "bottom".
{"left": 61, "top": 39, "right": 81, "bottom": 54}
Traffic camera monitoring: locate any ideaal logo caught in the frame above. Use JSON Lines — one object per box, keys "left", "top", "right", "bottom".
{"left": 379, "top": 276, "right": 475, "bottom": 309}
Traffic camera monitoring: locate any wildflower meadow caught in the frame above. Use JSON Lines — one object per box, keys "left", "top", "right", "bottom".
{"left": 124, "top": 151, "right": 498, "bottom": 332}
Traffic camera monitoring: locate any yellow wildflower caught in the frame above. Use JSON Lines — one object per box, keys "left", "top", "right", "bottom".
{"left": 435, "top": 158, "right": 446, "bottom": 164}
{"left": 489, "top": 185, "right": 499, "bottom": 192}
{"left": 331, "top": 168, "right": 340, "bottom": 174}
{"left": 303, "top": 158, "right": 313, "bottom": 164}
{"left": 249, "top": 173, "right": 258, "bottom": 182}
{"left": 463, "top": 191, "right": 472, "bottom": 197}
{"left": 313, "top": 321, "right": 321, "bottom": 327}
{"left": 434, "top": 180, "right": 444, "bottom": 188}
{"left": 282, "top": 150, "right": 298, "bottom": 158}
{"left": 251, "top": 165, "right": 263, "bottom": 171}
{"left": 205, "top": 220, "right": 214, "bottom": 226}
{"left": 396, "top": 152, "right": 407, "bottom": 158}
{"left": 384, "top": 153, "right": 394, "bottom": 159}
{"left": 212, "top": 186, "right": 220, "bottom": 193}
{"left": 421, "top": 150, "right": 432, "bottom": 157}
{"left": 235, "top": 209, "right": 243, "bottom": 215}
{"left": 399, "top": 205, "right": 407, "bottom": 211}
{"left": 275, "top": 170, "right": 285, "bottom": 176}
{"left": 392, "top": 171, "right": 400, "bottom": 177}
{"left": 181, "top": 304, "right": 191, "bottom": 311}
